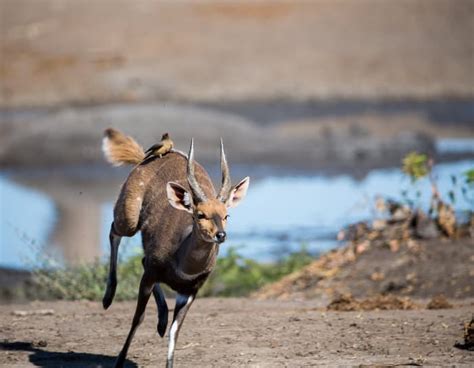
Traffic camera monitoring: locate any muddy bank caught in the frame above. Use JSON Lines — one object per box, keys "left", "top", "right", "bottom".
{"left": 0, "top": 102, "right": 451, "bottom": 170}
{"left": 1, "top": 299, "right": 473, "bottom": 367}
{"left": 2, "top": 0, "right": 473, "bottom": 169}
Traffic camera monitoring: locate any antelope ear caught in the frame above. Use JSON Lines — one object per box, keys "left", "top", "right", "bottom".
{"left": 166, "top": 182, "right": 193, "bottom": 213}
{"left": 225, "top": 177, "right": 250, "bottom": 208}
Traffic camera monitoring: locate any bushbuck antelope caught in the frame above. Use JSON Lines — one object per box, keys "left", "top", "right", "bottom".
{"left": 101, "top": 128, "right": 250, "bottom": 367}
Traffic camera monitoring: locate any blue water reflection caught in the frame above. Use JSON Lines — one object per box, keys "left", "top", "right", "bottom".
{"left": 0, "top": 178, "right": 55, "bottom": 268}
{"left": 225, "top": 160, "right": 473, "bottom": 261}
{"left": 1, "top": 159, "right": 473, "bottom": 268}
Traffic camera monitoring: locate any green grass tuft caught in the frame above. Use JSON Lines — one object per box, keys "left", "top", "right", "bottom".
{"left": 32, "top": 246, "right": 314, "bottom": 300}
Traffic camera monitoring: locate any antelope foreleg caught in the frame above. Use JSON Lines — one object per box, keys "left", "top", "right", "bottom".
{"left": 167, "top": 293, "right": 195, "bottom": 368}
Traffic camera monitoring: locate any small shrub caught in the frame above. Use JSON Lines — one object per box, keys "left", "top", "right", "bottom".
{"left": 402, "top": 152, "right": 430, "bottom": 182}
{"left": 465, "top": 169, "right": 474, "bottom": 185}
{"left": 200, "top": 246, "right": 313, "bottom": 297}
{"left": 33, "top": 246, "right": 314, "bottom": 300}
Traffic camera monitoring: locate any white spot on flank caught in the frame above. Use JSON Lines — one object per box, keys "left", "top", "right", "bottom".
{"left": 136, "top": 196, "right": 142, "bottom": 201}
{"left": 139, "top": 181, "right": 144, "bottom": 186}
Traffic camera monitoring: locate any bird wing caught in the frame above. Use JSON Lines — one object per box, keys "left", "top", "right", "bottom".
{"left": 145, "top": 142, "right": 164, "bottom": 154}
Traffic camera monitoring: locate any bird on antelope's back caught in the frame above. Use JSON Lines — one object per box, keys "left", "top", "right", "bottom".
{"left": 143, "top": 133, "right": 174, "bottom": 161}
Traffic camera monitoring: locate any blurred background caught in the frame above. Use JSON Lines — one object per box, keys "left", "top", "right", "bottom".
{"left": 1, "top": 0, "right": 473, "bottom": 271}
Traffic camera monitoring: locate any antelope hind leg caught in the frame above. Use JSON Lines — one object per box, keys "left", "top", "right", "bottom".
{"left": 114, "top": 272, "right": 155, "bottom": 368}
{"left": 103, "top": 223, "right": 122, "bottom": 309}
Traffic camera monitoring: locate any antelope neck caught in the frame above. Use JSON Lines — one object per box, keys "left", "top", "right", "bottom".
{"left": 176, "top": 225, "right": 218, "bottom": 276}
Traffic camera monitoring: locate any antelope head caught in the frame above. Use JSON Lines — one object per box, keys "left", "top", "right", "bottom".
{"left": 166, "top": 139, "right": 250, "bottom": 244}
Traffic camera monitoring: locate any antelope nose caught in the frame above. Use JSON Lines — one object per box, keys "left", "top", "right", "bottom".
{"left": 216, "top": 231, "right": 227, "bottom": 243}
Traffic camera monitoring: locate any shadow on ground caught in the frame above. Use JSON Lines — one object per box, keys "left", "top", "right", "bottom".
{"left": 0, "top": 341, "right": 137, "bottom": 368}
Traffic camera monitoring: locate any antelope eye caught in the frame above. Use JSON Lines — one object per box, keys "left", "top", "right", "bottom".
{"left": 224, "top": 215, "right": 230, "bottom": 221}
{"left": 197, "top": 213, "right": 206, "bottom": 220}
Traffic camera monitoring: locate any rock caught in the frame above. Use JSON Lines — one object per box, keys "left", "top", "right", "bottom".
{"left": 437, "top": 202, "right": 457, "bottom": 237}
{"left": 426, "top": 295, "right": 453, "bottom": 310}
{"left": 12, "top": 309, "right": 55, "bottom": 317}
{"left": 389, "top": 239, "right": 400, "bottom": 252}
{"left": 370, "top": 272, "right": 385, "bottom": 281}
{"left": 372, "top": 219, "right": 387, "bottom": 230}
{"left": 415, "top": 212, "right": 440, "bottom": 239}
{"left": 34, "top": 340, "right": 48, "bottom": 348}
{"left": 327, "top": 294, "right": 417, "bottom": 311}
{"left": 455, "top": 317, "right": 474, "bottom": 351}
{"left": 355, "top": 241, "right": 370, "bottom": 254}
{"left": 327, "top": 294, "right": 359, "bottom": 311}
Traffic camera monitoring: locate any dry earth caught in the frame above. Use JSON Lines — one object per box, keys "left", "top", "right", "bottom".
{"left": 1, "top": 298, "right": 473, "bottom": 367}
{"left": 1, "top": 0, "right": 473, "bottom": 107}
{"left": 256, "top": 239, "right": 474, "bottom": 302}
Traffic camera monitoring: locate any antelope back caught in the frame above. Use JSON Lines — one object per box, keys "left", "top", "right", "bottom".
{"left": 113, "top": 152, "right": 216, "bottom": 258}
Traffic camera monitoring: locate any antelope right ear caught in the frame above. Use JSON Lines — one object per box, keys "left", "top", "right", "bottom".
{"left": 166, "top": 182, "right": 193, "bottom": 213}
{"left": 225, "top": 177, "right": 250, "bottom": 208}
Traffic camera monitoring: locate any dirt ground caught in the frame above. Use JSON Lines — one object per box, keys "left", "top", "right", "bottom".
{"left": 1, "top": 298, "right": 473, "bottom": 367}
{"left": 256, "top": 239, "right": 474, "bottom": 302}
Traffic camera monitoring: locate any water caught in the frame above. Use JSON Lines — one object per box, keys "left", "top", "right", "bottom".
{"left": 1, "top": 157, "right": 473, "bottom": 269}
{"left": 225, "top": 160, "right": 473, "bottom": 260}
{"left": 436, "top": 138, "right": 474, "bottom": 154}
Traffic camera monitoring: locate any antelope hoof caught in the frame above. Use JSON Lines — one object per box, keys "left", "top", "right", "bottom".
{"left": 102, "top": 292, "right": 113, "bottom": 310}
{"left": 157, "top": 320, "right": 167, "bottom": 338}
{"left": 102, "top": 282, "right": 116, "bottom": 310}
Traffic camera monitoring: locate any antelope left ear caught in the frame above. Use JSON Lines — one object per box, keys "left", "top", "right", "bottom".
{"left": 166, "top": 182, "right": 194, "bottom": 213}
{"left": 225, "top": 177, "right": 250, "bottom": 208}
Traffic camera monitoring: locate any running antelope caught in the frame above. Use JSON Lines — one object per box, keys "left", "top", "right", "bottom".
{"left": 101, "top": 128, "right": 249, "bottom": 367}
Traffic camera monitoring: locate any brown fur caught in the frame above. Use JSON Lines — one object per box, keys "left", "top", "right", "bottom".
{"left": 102, "top": 128, "right": 145, "bottom": 166}
{"left": 103, "top": 129, "right": 219, "bottom": 292}
{"left": 102, "top": 129, "right": 248, "bottom": 367}
{"left": 115, "top": 152, "right": 217, "bottom": 265}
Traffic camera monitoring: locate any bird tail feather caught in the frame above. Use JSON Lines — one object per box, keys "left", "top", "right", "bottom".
{"left": 102, "top": 128, "right": 145, "bottom": 166}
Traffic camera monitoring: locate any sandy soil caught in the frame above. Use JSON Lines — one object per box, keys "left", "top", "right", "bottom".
{"left": 1, "top": 298, "right": 473, "bottom": 367}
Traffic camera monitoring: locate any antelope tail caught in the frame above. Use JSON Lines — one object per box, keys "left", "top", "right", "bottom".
{"left": 102, "top": 128, "right": 145, "bottom": 166}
